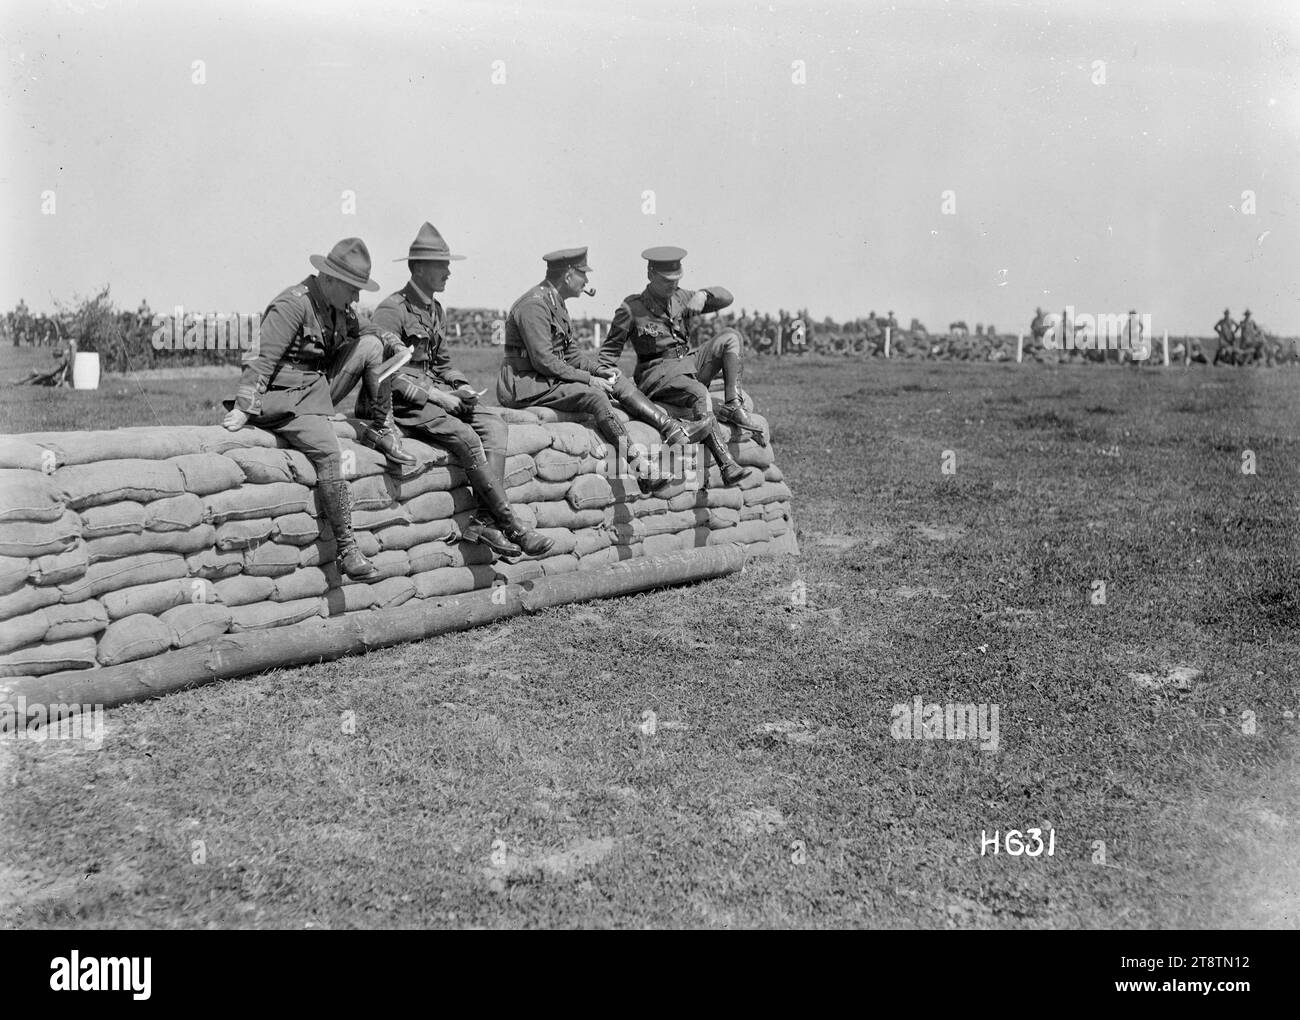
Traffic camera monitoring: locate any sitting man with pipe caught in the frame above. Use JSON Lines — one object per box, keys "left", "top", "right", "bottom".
{"left": 222, "top": 237, "right": 414, "bottom": 580}
{"left": 597, "top": 247, "right": 754, "bottom": 486}
{"left": 370, "top": 223, "right": 552, "bottom": 559}
{"left": 497, "top": 247, "right": 712, "bottom": 492}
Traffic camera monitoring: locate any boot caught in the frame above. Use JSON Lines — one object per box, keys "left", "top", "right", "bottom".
{"left": 317, "top": 472, "right": 379, "bottom": 580}
{"left": 702, "top": 416, "right": 749, "bottom": 487}
{"left": 361, "top": 378, "right": 416, "bottom": 468}
{"left": 616, "top": 385, "right": 704, "bottom": 446}
{"left": 462, "top": 454, "right": 554, "bottom": 558}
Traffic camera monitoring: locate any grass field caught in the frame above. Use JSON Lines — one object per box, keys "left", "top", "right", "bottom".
{"left": 1, "top": 344, "right": 1297, "bottom": 929}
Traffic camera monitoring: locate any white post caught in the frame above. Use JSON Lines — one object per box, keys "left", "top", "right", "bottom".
{"left": 1016, "top": 332, "right": 1024, "bottom": 363}
{"left": 1162, "top": 330, "right": 1169, "bottom": 367}
{"left": 455, "top": 322, "right": 461, "bottom": 338}
{"left": 884, "top": 326, "right": 891, "bottom": 358}
{"left": 593, "top": 321, "right": 601, "bottom": 345}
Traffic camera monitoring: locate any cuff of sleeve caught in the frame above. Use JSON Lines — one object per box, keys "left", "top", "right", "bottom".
{"left": 445, "top": 371, "right": 470, "bottom": 387}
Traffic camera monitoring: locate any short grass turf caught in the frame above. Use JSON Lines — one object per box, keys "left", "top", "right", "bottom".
{"left": 1, "top": 346, "right": 1298, "bottom": 929}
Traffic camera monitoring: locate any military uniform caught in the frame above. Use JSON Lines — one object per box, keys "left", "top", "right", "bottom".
{"left": 232, "top": 274, "right": 374, "bottom": 461}
{"left": 498, "top": 280, "right": 602, "bottom": 412}
{"left": 373, "top": 279, "right": 506, "bottom": 470}
{"left": 599, "top": 284, "right": 734, "bottom": 418}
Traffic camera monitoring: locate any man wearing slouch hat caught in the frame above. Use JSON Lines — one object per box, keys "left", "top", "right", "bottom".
{"left": 371, "top": 223, "right": 553, "bottom": 559}
{"left": 222, "top": 237, "right": 413, "bottom": 580}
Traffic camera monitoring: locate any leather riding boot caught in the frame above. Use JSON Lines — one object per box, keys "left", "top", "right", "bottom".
{"left": 317, "top": 473, "right": 379, "bottom": 580}
{"left": 615, "top": 384, "right": 695, "bottom": 446}
{"left": 702, "top": 416, "right": 749, "bottom": 487}
{"left": 461, "top": 458, "right": 556, "bottom": 558}
{"left": 361, "top": 378, "right": 416, "bottom": 468}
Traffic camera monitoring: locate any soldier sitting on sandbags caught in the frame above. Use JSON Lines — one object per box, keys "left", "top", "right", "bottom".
{"left": 497, "top": 247, "right": 716, "bottom": 495}
{"left": 221, "top": 238, "right": 415, "bottom": 580}
{"left": 366, "top": 223, "right": 553, "bottom": 560}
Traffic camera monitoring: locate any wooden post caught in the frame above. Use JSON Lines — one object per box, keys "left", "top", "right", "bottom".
{"left": 884, "top": 326, "right": 891, "bottom": 358}
{"left": 593, "top": 321, "right": 601, "bottom": 345}
{"left": 1162, "top": 330, "right": 1169, "bottom": 367}
{"left": 1016, "top": 332, "right": 1024, "bottom": 363}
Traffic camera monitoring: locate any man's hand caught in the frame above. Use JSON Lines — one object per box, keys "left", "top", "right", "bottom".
{"left": 223, "top": 408, "right": 249, "bottom": 432}
{"left": 686, "top": 290, "right": 709, "bottom": 313}
{"left": 432, "top": 389, "right": 463, "bottom": 413}
{"left": 597, "top": 367, "right": 622, "bottom": 382}
{"left": 590, "top": 375, "right": 614, "bottom": 395}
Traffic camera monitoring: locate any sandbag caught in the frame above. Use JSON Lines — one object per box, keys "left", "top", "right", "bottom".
{"left": 85, "top": 524, "right": 216, "bottom": 563}
{"left": 567, "top": 474, "right": 614, "bottom": 511}
{"left": 229, "top": 597, "right": 322, "bottom": 632}
{"left": 350, "top": 474, "right": 399, "bottom": 511}
{"left": 186, "top": 547, "right": 245, "bottom": 581}
{"left": 709, "top": 506, "right": 742, "bottom": 529}
{"left": 407, "top": 488, "right": 475, "bottom": 523}
{"left": 172, "top": 452, "right": 247, "bottom": 495}
{"left": 640, "top": 510, "right": 698, "bottom": 537}
{"left": 337, "top": 440, "right": 389, "bottom": 479}
{"left": 79, "top": 501, "right": 147, "bottom": 539}
{"left": 492, "top": 559, "right": 543, "bottom": 584}
{"left": 98, "top": 614, "right": 173, "bottom": 665}
{"left": 540, "top": 554, "right": 579, "bottom": 575}
{"left": 26, "top": 429, "right": 206, "bottom": 465}
{"left": 408, "top": 541, "right": 456, "bottom": 574}
{"left": 642, "top": 532, "right": 688, "bottom": 557}
{"left": 763, "top": 465, "right": 784, "bottom": 483}
{"left": 625, "top": 422, "right": 661, "bottom": 451}
{"left": 506, "top": 423, "right": 552, "bottom": 457}
{"left": 375, "top": 519, "right": 458, "bottom": 551}
{"left": 369, "top": 576, "right": 416, "bottom": 609}
{"left": 762, "top": 502, "right": 789, "bottom": 522}
{"left": 144, "top": 493, "right": 205, "bottom": 532}
{"left": 103, "top": 578, "right": 215, "bottom": 620}
{"left": 573, "top": 527, "right": 612, "bottom": 557}
{"left": 506, "top": 478, "right": 570, "bottom": 504}
{"left": 60, "top": 552, "right": 188, "bottom": 603}
{"left": 214, "top": 574, "right": 276, "bottom": 607}
{"left": 353, "top": 506, "right": 413, "bottom": 531}
{"left": 161, "top": 603, "right": 233, "bottom": 648}
{"left": 0, "top": 636, "right": 97, "bottom": 677}
{"left": 44, "top": 600, "right": 110, "bottom": 642}
{"left": 0, "top": 608, "right": 48, "bottom": 655}
{"left": 393, "top": 465, "right": 466, "bottom": 500}
{"left": 733, "top": 441, "right": 774, "bottom": 469}
{"left": 204, "top": 482, "right": 313, "bottom": 522}
{"left": 440, "top": 541, "right": 494, "bottom": 568}
{"left": 667, "top": 487, "right": 743, "bottom": 512}
{"left": 272, "top": 567, "right": 331, "bottom": 602}
{"left": 0, "top": 510, "right": 81, "bottom": 558}
{"left": 0, "top": 583, "right": 60, "bottom": 622}
{"left": 411, "top": 565, "right": 495, "bottom": 598}
{"left": 243, "top": 543, "right": 302, "bottom": 578}
{"left": 352, "top": 549, "right": 409, "bottom": 582}
{"left": 273, "top": 513, "right": 324, "bottom": 546}
{"left": 577, "top": 545, "right": 631, "bottom": 570}
{"left": 29, "top": 545, "right": 89, "bottom": 586}
{"left": 535, "top": 527, "right": 577, "bottom": 555}
{"left": 610, "top": 498, "right": 666, "bottom": 523}
{"left": 498, "top": 407, "right": 540, "bottom": 424}
{"left": 223, "top": 448, "right": 296, "bottom": 485}
{"left": 534, "top": 448, "right": 583, "bottom": 483}
{"left": 56, "top": 459, "right": 186, "bottom": 509}
{"left": 393, "top": 437, "right": 454, "bottom": 471}
{"left": 504, "top": 454, "right": 536, "bottom": 488}
{"left": 0, "top": 437, "right": 56, "bottom": 472}
{"left": 0, "top": 555, "right": 30, "bottom": 596}
{"left": 740, "top": 503, "right": 765, "bottom": 521}
{"left": 768, "top": 517, "right": 790, "bottom": 537}
{"left": 743, "top": 481, "right": 793, "bottom": 506}
{"left": 322, "top": 584, "right": 375, "bottom": 614}
{"left": 705, "top": 465, "right": 763, "bottom": 490}
{"left": 610, "top": 519, "right": 645, "bottom": 545}
{"left": 0, "top": 469, "right": 64, "bottom": 522}
{"left": 546, "top": 421, "right": 594, "bottom": 457}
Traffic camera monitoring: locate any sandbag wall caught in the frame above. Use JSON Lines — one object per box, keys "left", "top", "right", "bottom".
{"left": 0, "top": 405, "right": 795, "bottom": 685}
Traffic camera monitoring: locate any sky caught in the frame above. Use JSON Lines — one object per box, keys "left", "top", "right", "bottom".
{"left": 2, "top": 0, "right": 1297, "bottom": 334}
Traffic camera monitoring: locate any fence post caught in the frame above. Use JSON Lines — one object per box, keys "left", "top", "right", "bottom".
{"left": 884, "top": 326, "right": 891, "bottom": 358}
{"left": 593, "top": 321, "right": 601, "bottom": 345}
{"left": 1016, "top": 332, "right": 1024, "bottom": 363}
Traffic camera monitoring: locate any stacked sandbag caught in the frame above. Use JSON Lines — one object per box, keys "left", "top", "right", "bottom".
{"left": 0, "top": 410, "right": 795, "bottom": 680}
